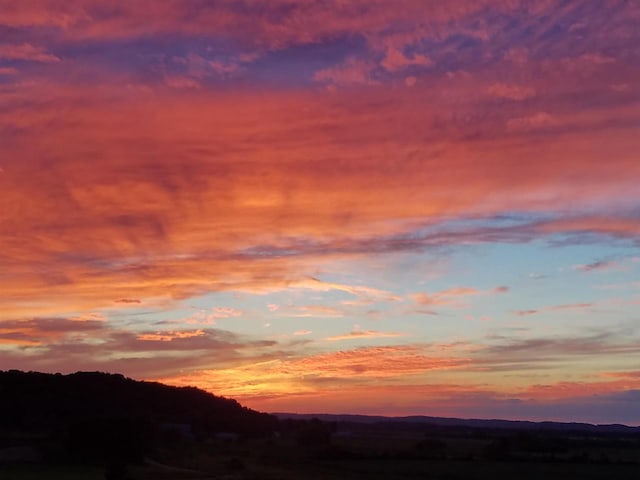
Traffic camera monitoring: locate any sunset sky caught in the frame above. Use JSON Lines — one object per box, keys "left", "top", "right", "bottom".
{"left": 1, "top": 0, "right": 639, "bottom": 425}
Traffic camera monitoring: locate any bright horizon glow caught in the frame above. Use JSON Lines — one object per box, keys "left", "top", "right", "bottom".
{"left": 1, "top": 0, "right": 639, "bottom": 425}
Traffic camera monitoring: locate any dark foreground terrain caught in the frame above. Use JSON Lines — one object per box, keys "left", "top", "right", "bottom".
{"left": 1, "top": 371, "right": 639, "bottom": 479}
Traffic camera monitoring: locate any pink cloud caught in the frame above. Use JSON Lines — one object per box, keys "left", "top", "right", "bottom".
{"left": 0, "top": 1, "right": 518, "bottom": 49}
{"left": 0, "top": 43, "right": 59, "bottom": 62}
{"left": 165, "top": 75, "right": 201, "bottom": 89}
{"left": 412, "top": 286, "right": 505, "bottom": 307}
{"left": 314, "top": 57, "right": 377, "bottom": 86}
{"left": 507, "top": 112, "right": 558, "bottom": 131}
{"left": 487, "top": 83, "right": 535, "bottom": 100}
{"left": 380, "top": 47, "right": 431, "bottom": 72}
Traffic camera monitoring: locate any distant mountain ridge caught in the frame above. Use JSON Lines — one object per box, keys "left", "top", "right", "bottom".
{"left": 274, "top": 412, "right": 640, "bottom": 433}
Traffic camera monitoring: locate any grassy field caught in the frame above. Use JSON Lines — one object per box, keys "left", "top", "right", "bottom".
{"left": 300, "top": 458, "right": 640, "bottom": 480}
{"left": 2, "top": 423, "right": 639, "bottom": 480}
{"left": 3, "top": 454, "right": 639, "bottom": 480}
{"left": 0, "top": 464, "right": 222, "bottom": 480}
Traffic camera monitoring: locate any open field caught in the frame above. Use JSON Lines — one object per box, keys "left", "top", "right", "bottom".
{"left": 0, "top": 465, "right": 104, "bottom": 480}
{"left": 3, "top": 437, "right": 639, "bottom": 480}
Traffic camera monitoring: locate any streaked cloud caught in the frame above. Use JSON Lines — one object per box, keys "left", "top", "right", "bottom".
{"left": 0, "top": 43, "right": 60, "bottom": 62}
{"left": 0, "top": 317, "right": 105, "bottom": 346}
{"left": 326, "top": 324, "right": 403, "bottom": 342}
{"left": 137, "top": 329, "right": 206, "bottom": 342}
{"left": 486, "top": 83, "right": 535, "bottom": 101}
{"left": 293, "top": 330, "right": 312, "bottom": 336}
{"left": 412, "top": 286, "right": 506, "bottom": 308}
{"left": 573, "top": 259, "right": 620, "bottom": 273}
{"left": 282, "top": 305, "right": 345, "bottom": 318}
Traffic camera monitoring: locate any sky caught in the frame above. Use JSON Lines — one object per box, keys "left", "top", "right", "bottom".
{"left": 1, "top": 0, "right": 640, "bottom": 425}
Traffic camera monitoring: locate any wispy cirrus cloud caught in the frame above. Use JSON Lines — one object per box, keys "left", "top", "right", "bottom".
{"left": 281, "top": 305, "right": 344, "bottom": 318}
{"left": 482, "top": 330, "right": 640, "bottom": 362}
{"left": 292, "top": 330, "right": 312, "bottom": 336}
{"left": 326, "top": 324, "right": 403, "bottom": 342}
{"left": 514, "top": 302, "right": 593, "bottom": 317}
{"left": 412, "top": 285, "right": 508, "bottom": 308}
{"left": 573, "top": 259, "right": 620, "bottom": 273}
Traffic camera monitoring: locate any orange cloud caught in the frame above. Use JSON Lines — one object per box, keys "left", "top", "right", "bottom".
{"left": 602, "top": 371, "right": 640, "bottom": 379}
{"left": 137, "top": 329, "right": 205, "bottom": 342}
{"left": 287, "top": 278, "right": 401, "bottom": 302}
{"left": 156, "top": 344, "right": 470, "bottom": 399}
{"left": 523, "top": 376, "right": 640, "bottom": 401}
{"left": 411, "top": 286, "right": 506, "bottom": 307}
{"left": 1, "top": 74, "right": 639, "bottom": 322}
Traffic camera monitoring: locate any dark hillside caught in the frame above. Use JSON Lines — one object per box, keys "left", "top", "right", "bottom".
{"left": 0, "top": 370, "right": 276, "bottom": 467}
{"left": 0, "top": 370, "right": 274, "bottom": 436}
